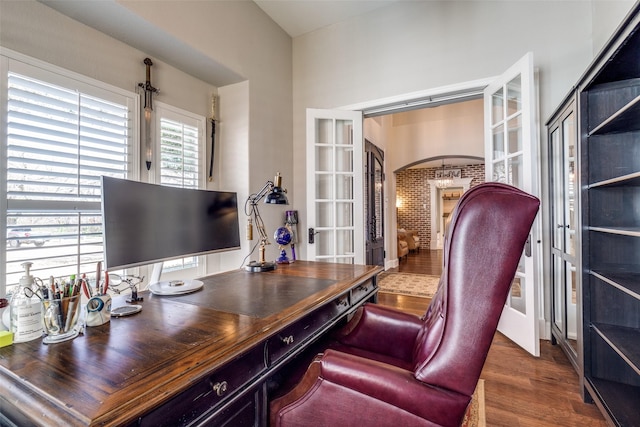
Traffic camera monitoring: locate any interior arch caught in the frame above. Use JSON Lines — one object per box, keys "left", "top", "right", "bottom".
{"left": 395, "top": 155, "right": 484, "bottom": 173}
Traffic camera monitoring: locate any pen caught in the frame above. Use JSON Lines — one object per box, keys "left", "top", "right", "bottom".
{"left": 64, "top": 295, "right": 77, "bottom": 332}
{"left": 54, "top": 290, "right": 63, "bottom": 331}
{"left": 73, "top": 283, "right": 79, "bottom": 298}
{"left": 103, "top": 271, "right": 109, "bottom": 295}
{"left": 70, "top": 275, "right": 76, "bottom": 297}
{"left": 82, "top": 274, "right": 92, "bottom": 298}
{"left": 95, "top": 261, "right": 101, "bottom": 295}
{"left": 72, "top": 276, "right": 81, "bottom": 297}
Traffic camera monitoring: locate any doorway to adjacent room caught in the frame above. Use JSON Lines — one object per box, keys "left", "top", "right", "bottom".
{"left": 365, "top": 139, "right": 384, "bottom": 266}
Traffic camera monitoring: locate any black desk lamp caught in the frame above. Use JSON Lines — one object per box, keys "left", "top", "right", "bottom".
{"left": 244, "top": 172, "right": 288, "bottom": 272}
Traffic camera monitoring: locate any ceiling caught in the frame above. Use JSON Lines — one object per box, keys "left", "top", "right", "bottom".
{"left": 253, "top": 0, "right": 400, "bottom": 38}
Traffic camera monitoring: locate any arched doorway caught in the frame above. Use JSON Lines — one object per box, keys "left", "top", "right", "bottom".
{"left": 395, "top": 156, "right": 484, "bottom": 254}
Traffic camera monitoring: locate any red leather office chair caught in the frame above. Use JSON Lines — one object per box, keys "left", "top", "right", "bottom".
{"left": 270, "top": 183, "right": 539, "bottom": 427}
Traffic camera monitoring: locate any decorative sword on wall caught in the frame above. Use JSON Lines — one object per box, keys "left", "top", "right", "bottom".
{"left": 138, "top": 58, "right": 159, "bottom": 171}
{"left": 208, "top": 95, "right": 217, "bottom": 182}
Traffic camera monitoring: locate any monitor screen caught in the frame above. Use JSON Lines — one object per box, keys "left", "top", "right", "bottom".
{"left": 101, "top": 176, "right": 241, "bottom": 271}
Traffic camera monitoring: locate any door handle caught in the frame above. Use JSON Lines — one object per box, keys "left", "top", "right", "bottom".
{"left": 308, "top": 228, "right": 319, "bottom": 244}
{"left": 525, "top": 234, "right": 532, "bottom": 257}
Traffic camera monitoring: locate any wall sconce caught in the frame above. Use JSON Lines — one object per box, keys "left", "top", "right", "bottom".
{"left": 244, "top": 172, "right": 289, "bottom": 272}
{"left": 138, "top": 58, "right": 159, "bottom": 170}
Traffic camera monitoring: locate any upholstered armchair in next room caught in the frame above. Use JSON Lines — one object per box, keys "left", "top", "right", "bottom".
{"left": 397, "top": 233, "right": 409, "bottom": 260}
{"left": 270, "top": 183, "right": 539, "bottom": 427}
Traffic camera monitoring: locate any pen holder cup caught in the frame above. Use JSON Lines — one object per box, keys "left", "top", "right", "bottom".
{"left": 86, "top": 294, "right": 112, "bottom": 327}
{"left": 42, "top": 294, "right": 81, "bottom": 344}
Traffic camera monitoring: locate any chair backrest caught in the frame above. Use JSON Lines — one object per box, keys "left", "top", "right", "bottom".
{"left": 411, "top": 183, "right": 539, "bottom": 396}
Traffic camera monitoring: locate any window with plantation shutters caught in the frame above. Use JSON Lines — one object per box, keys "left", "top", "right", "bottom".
{"left": 2, "top": 54, "right": 137, "bottom": 295}
{"left": 160, "top": 115, "right": 199, "bottom": 189}
{"left": 154, "top": 103, "right": 205, "bottom": 272}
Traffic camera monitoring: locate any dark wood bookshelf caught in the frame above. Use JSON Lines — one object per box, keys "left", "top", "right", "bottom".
{"left": 578, "top": 5, "right": 640, "bottom": 425}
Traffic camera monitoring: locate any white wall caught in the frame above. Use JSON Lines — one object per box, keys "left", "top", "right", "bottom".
{"left": 291, "top": 0, "right": 634, "bottom": 261}
{"left": 216, "top": 81, "right": 251, "bottom": 272}
{"left": 385, "top": 100, "right": 484, "bottom": 173}
{"left": 591, "top": 0, "right": 638, "bottom": 56}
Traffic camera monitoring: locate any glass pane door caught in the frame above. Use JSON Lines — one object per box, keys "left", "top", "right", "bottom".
{"left": 549, "top": 101, "right": 579, "bottom": 366}
{"left": 484, "top": 52, "right": 540, "bottom": 357}
{"left": 306, "top": 109, "right": 363, "bottom": 264}
{"left": 489, "top": 73, "right": 528, "bottom": 314}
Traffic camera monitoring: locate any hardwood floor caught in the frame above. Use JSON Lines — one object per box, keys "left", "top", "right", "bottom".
{"left": 377, "top": 250, "right": 606, "bottom": 426}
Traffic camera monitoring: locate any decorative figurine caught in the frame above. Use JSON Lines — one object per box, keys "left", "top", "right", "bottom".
{"left": 274, "top": 226, "right": 292, "bottom": 264}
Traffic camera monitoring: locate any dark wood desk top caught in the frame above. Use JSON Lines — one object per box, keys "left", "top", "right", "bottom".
{"left": 0, "top": 261, "right": 381, "bottom": 426}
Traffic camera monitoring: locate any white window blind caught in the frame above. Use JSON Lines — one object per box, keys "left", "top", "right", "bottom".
{"left": 155, "top": 103, "right": 204, "bottom": 272}
{"left": 3, "top": 58, "right": 136, "bottom": 294}
{"left": 160, "top": 117, "right": 199, "bottom": 189}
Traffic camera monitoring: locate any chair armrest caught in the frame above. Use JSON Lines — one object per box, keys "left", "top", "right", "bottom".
{"left": 271, "top": 350, "right": 470, "bottom": 427}
{"left": 322, "top": 350, "right": 469, "bottom": 421}
{"left": 336, "top": 303, "right": 423, "bottom": 362}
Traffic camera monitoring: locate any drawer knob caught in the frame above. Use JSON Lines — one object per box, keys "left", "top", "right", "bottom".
{"left": 212, "top": 381, "right": 228, "bottom": 397}
{"left": 281, "top": 335, "right": 294, "bottom": 345}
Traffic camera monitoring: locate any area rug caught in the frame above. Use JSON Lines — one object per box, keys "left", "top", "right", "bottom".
{"left": 378, "top": 272, "right": 440, "bottom": 298}
{"left": 462, "top": 379, "right": 486, "bottom": 427}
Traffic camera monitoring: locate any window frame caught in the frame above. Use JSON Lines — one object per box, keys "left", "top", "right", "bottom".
{"left": 1, "top": 48, "right": 140, "bottom": 297}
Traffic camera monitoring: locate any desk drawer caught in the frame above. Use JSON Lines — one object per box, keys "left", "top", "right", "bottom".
{"left": 351, "top": 279, "right": 376, "bottom": 305}
{"left": 137, "top": 345, "right": 266, "bottom": 427}
{"left": 267, "top": 294, "right": 349, "bottom": 366}
{"left": 194, "top": 388, "right": 259, "bottom": 427}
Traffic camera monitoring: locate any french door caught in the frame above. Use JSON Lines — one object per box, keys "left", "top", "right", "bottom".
{"left": 484, "top": 52, "right": 541, "bottom": 356}
{"left": 306, "top": 109, "right": 364, "bottom": 264}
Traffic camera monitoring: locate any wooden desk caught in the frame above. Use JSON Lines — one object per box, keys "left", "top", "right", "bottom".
{"left": 0, "top": 261, "right": 381, "bottom": 426}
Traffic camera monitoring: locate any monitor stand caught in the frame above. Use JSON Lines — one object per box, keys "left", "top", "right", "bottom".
{"left": 147, "top": 262, "right": 202, "bottom": 295}
{"left": 149, "top": 262, "right": 164, "bottom": 287}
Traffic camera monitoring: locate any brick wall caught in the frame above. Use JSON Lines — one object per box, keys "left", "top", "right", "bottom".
{"left": 396, "top": 163, "right": 485, "bottom": 248}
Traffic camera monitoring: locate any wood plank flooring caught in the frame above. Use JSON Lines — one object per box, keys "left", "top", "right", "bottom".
{"left": 378, "top": 250, "right": 606, "bottom": 426}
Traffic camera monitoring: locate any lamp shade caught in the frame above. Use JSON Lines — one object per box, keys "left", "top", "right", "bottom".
{"left": 265, "top": 187, "right": 288, "bottom": 204}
